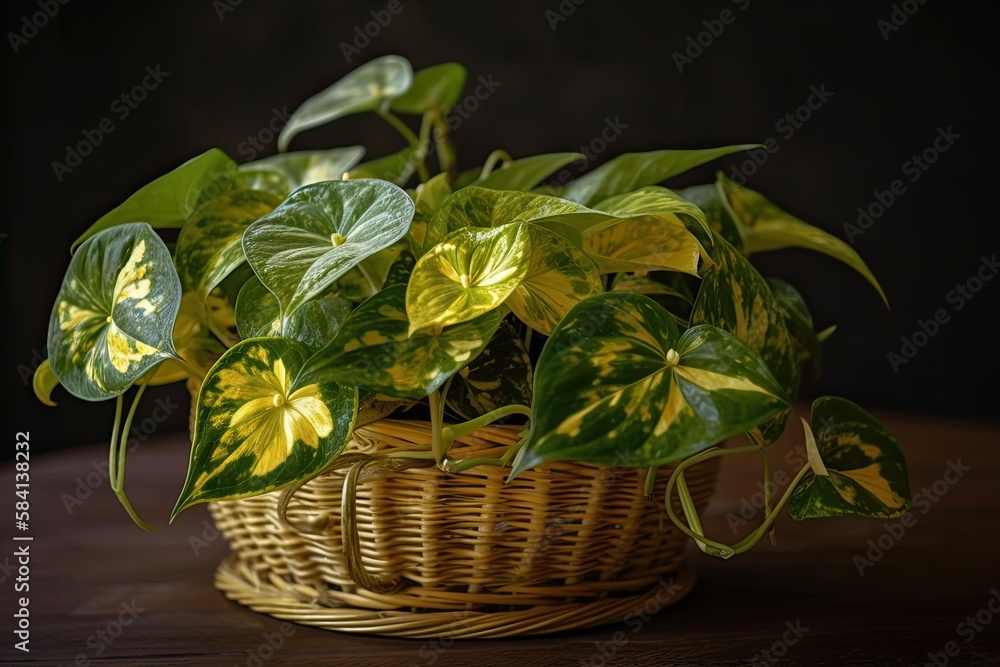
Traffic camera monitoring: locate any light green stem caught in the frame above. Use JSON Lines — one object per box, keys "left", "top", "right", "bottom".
{"left": 442, "top": 433, "right": 529, "bottom": 473}
{"left": 479, "top": 149, "right": 513, "bottom": 180}
{"left": 442, "top": 404, "right": 532, "bottom": 441}
{"left": 376, "top": 109, "right": 430, "bottom": 183}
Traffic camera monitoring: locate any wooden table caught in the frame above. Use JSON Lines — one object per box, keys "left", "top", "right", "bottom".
{"left": 3, "top": 408, "right": 999, "bottom": 666}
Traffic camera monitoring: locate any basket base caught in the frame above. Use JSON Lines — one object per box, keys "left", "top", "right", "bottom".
{"left": 214, "top": 555, "right": 697, "bottom": 638}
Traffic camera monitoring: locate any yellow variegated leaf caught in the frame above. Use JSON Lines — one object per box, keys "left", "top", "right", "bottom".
{"left": 406, "top": 223, "right": 531, "bottom": 334}
{"left": 172, "top": 337, "right": 357, "bottom": 516}
{"left": 48, "top": 223, "right": 181, "bottom": 401}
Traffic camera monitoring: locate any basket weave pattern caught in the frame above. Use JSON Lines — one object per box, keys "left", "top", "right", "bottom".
{"left": 208, "top": 419, "right": 718, "bottom": 636}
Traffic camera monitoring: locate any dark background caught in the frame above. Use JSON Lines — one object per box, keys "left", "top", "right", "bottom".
{"left": 3, "top": 1, "right": 998, "bottom": 454}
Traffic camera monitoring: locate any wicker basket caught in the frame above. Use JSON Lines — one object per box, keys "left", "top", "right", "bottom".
{"left": 206, "top": 415, "right": 720, "bottom": 638}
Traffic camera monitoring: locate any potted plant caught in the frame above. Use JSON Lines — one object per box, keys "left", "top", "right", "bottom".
{"left": 35, "top": 55, "right": 912, "bottom": 637}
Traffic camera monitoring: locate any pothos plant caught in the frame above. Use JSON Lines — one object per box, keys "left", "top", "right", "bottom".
{"left": 35, "top": 55, "right": 911, "bottom": 556}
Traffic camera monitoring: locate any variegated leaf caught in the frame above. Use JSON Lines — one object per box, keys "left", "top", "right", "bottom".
{"left": 678, "top": 182, "right": 744, "bottom": 249}
{"left": 789, "top": 397, "right": 911, "bottom": 520}
{"left": 423, "top": 186, "right": 587, "bottom": 254}
{"left": 299, "top": 285, "right": 505, "bottom": 399}
{"left": 593, "top": 185, "right": 712, "bottom": 242}
{"left": 407, "top": 223, "right": 531, "bottom": 333}
{"left": 384, "top": 248, "right": 416, "bottom": 287}
{"left": 71, "top": 149, "right": 236, "bottom": 251}
{"left": 560, "top": 145, "right": 759, "bottom": 206}
{"left": 766, "top": 277, "right": 823, "bottom": 372}
{"left": 239, "top": 147, "right": 365, "bottom": 196}
{"left": 505, "top": 225, "right": 602, "bottom": 334}
{"left": 690, "top": 234, "right": 800, "bottom": 444}
{"left": 446, "top": 321, "right": 533, "bottom": 420}
{"left": 345, "top": 146, "right": 422, "bottom": 186}
{"left": 472, "top": 153, "right": 586, "bottom": 192}
{"left": 48, "top": 223, "right": 180, "bottom": 401}
{"left": 278, "top": 55, "right": 413, "bottom": 152}
{"left": 511, "top": 292, "right": 790, "bottom": 476}
{"left": 718, "top": 175, "right": 888, "bottom": 305}
{"left": 175, "top": 189, "right": 283, "bottom": 296}
{"left": 172, "top": 337, "right": 357, "bottom": 516}
{"left": 242, "top": 179, "right": 413, "bottom": 322}
{"left": 33, "top": 359, "right": 59, "bottom": 406}
{"left": 235, "top": 277, "right": 352, "bottom": 351}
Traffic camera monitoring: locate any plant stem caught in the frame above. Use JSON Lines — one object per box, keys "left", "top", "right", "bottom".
{"left": 113, "top": 381, "right": 155, "bottom": 532}
{"left": 429, "top": 111, "right": 458, "bottom": 182}
{"left": 376, "top": 109, "right": 430, "bottom": 183}
{"left": 442, "top": 433, "right": 529, "bottom": 473}
{"left": 442, "top": 404, "right": 532, "bottom": 441}
{"left": 523, "top": 326, "right": 533, "bottom": 353}
{"left": 479, "top": 149, "right": 513, "bottom": 180}
{"left": 429, "top": 389, "right": 447, "bottom": 465}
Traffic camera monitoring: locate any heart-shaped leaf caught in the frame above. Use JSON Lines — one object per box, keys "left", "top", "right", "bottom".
{"left": 48, "top": 223, "right": 181, "bottom": 400}
{"left": 242, "top": 179, "right": 413, "bottom": 321}
{"left": 407, "top": 223, "right": 531, "bottom": 333}
{"left": 72, "top": 149, "right": 237, "bottom": 251}
{"left": 679, "top": 182, "right": 744, "bottom": 249}
{"left": 506, "top": 225, "right": 602, "bottom": 334}
{"left": 788, "top": 397, "right": 911, "bottom": 520}
{"left": 278, "top": 55, "right": 413, "bottom": 152}
{"left": 718, "top": 175, "right": 888, "bottom": 306}
{"left": 390, "top": 62, "right": 467, "bottom": 114}
{"left": 472, "top": 153, "right": 586, "bottom": 192}
{"left": 175, "top": 189, "right": 283, "bottom": 296}
{"left": 235, "top": 277, "right": 352, "bottom": 351}
{"left": 446, "top": 321, "right": 533, "bottom": 420}
{"left": 690, "top": 234, "right": 800, "bottom": 444}
{"left": 298, "top": 285, "right": 505, "bottom": 399}
{"left": 172, "top": 337, "right": 357, "bottom": 517}
{"left": 239, "top": 147, "right": 365, "bottom": 195}
{"left": 561, "top": 145, "right": 759, "bottom": 206}
{"left": 511, "top": 292, "right": 789, "bottom": 476}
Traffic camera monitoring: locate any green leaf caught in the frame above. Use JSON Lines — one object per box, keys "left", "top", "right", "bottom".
{"left": 423, "top": 186, "right": 587, "bottom": 253}
{"left": 611, "top": 272, "right": 692, "bottom": 304}
{"left": 446, "top": 321, "right": 533, "bottom": 420}
{"left": 690, "top": 235, "right": 799, "bottom": 444}
{"left": 506, "top": 225, "right": 603, "bottom": 334}
{"left": 719, "top": 175, "right": 888, "bottom": 306}
{"left": 766, "top": 277, "right": 823, "bottom": 372}
{"left": 678, "top": 182, "right": 744, "bottom": 249}
{"left": 561, "top": 145, "right": 759, "bottom": 206}
{"left": 172, "top": 337, "right": 357, "bottom": 516}
{"left": 33, "top": 359, "right": 59, "bottom": 407}
{"left": 239, "top": 147, "right": 365, "bottom": 195}
{"left": 384, "top": 248, "right": 416, "bottom": 287}
{"left": 511, "top": 293, "right": 789, "bottom": 476}
{"left": 788, "top": 397, "right": 912, "bottom": 520}
{"left": 390, "top": 62, "right": 466, "bottom": 114}
{"left": 407, "top": 223, "right": 531, "bottom": 333}
{"left": 298, "top": 285, "right": 505, "bottom": 399}
{"left": 71, "top": 149, "right": 237, "bottom": 251}
{"left": 235, "top": 277, "right": 352, "bottom": 351}
{"left": 278, "top": 55, "right": 413, "bottom": 152}
{"left": 175, "top": 189, "right": 283, "bottom": 296}
{"left": 472, "top": 153, "right": 586, "bottom": 192}
{"left": 345, "top": 146, "right": 421, "bottom": 186}
{"left": 242, "top": 179, "right": 414, "bottom": 322}
{"left": 48, "top": 223, "right": 181, "bottom": 400}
